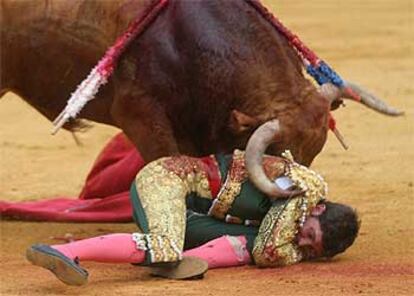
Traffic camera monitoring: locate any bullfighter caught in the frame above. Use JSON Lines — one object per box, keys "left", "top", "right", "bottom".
{"left": 26, "top": 149, "right": 359, "bottom": 285}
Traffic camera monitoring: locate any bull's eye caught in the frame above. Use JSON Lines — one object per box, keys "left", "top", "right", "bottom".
{"left": 330, "top": 99, "right": 344, "bottom": 111}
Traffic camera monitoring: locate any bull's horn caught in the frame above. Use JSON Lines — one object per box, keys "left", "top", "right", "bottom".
{"left": 343, "top": 81, "right": 404, "bottom": 116}
{"left": 245, "top": 119, "right": 304, "bottom": 199}
{"left": 319, "top": 82, "right": 404, "bottom": 116}
{"left": 318, "top": 83, "right": 342, "bottom": 103}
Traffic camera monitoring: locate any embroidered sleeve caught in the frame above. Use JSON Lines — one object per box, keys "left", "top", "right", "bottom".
{"left": 252, "top": 198, "right": 303, "bottom": 267}
{"left": 282, "top": 150, "right": 328, "bottom": 226}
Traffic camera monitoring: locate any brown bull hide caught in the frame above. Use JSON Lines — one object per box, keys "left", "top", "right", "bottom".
{"left": 2, "top": 0, "right": 337, "bottom": 166}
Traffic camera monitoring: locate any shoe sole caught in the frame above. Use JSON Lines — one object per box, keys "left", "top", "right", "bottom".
{"left": 150, "top": 256, "right": 208, "bottom": 280}
{"left": 26, "top": 247, "right": 87, "bottom": 286}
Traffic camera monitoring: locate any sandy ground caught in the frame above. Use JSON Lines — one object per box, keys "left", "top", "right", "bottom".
{"left": 1, "top": 0, "right": 413, "bottom": 295}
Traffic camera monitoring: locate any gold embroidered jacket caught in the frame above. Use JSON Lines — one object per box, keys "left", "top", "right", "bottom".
{"left": 130, "top": 150, "right": 327, "bottom": 266}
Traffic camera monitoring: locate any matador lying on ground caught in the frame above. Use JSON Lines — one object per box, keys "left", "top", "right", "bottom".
{"left": 26, "top": 150, "right": 359, "bottom": 285}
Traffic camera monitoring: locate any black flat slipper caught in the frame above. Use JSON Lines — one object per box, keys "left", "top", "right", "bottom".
{"left": 26, "top": 244, "right": 88, "bottom": 286}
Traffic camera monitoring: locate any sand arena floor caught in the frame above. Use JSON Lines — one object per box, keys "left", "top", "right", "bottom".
{"left": 1, "top": 0, "right": 413, "bottom": 295}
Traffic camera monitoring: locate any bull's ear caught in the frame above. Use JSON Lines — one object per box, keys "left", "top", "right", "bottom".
{"left": 229, "top": 109, "right": 259, "bottom": 134}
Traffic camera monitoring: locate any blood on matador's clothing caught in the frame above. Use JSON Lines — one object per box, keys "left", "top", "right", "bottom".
{"left": 129, "top": 150, "right": 328, "bottom": 267}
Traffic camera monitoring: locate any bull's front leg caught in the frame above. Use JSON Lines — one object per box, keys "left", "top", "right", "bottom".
{"left": 111, "top": 92, "right": 180, "bottom": 162}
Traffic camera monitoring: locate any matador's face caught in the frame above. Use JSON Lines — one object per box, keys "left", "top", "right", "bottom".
{"left": 296, "top": 204, "right": 326, "bottom": 259}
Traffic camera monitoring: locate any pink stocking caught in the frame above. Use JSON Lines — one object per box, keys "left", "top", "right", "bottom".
{"left": 184, "top": 235, "right": 251, "bottom": 268}
{"left": 52, "top": 233, "right": 145, "bottom": 263}
{"left": 51, "top": 234, "right": 251, "bottom": 268}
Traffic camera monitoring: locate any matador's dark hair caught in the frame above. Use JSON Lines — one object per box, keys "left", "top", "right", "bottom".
{"left": 318, "top": 201, "right": 360, "bottom": 258}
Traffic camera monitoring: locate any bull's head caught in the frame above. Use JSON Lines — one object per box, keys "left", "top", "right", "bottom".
{"left": 243, "top": 82, "right": 403, "bottom": 199}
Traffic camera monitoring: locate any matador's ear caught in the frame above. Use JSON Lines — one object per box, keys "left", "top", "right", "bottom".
{"left": 229, "top": 109, "right": 259, "bottom": 134}
{"left": 311, "top": 203, "right": 327, "bottom": 217}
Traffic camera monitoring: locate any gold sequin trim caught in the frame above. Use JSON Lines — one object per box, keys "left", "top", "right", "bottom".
{"left": 208, "top": 150, "right": 247, "bottom": 219}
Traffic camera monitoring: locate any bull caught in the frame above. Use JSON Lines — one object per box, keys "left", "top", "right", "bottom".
{"left": 1, "top": 0, "right": 402, "bottom": 197}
